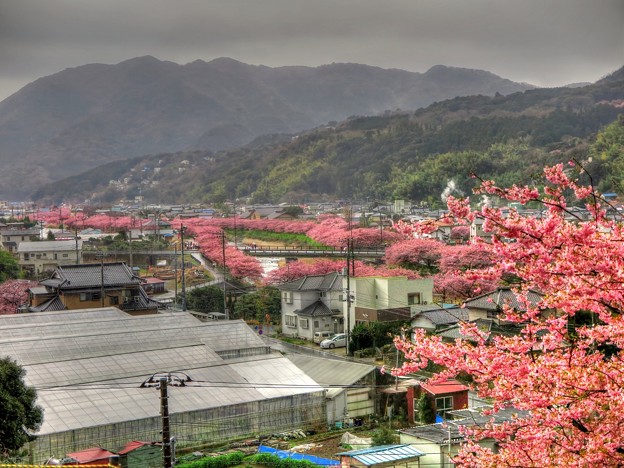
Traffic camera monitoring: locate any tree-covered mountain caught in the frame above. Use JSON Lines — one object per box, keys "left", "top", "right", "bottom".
{"left": 32, "top": 67, "right": 624, "bottom": 207}
{"left": 0, "top": 57, "right": 534, "bottom": 198}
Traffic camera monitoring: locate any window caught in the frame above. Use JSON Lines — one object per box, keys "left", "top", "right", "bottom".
{"left": 80, "top": 292, "right": 101, "bottom": 302}
{"left": 408, "top": 293, "right": 421, "bottom": 305}
{"left": 285, "top": 315, "right": 297, "bottom": 327}
{"left": 319, "top": 291, "right": 326, "bottom": 297}
{"left": 282, "top": 291, "right": 293, "bottom": 304}
{"left": 300, "top": 318, "right": 309, "bottom": 329}
{"left": 487, "top": 309, "right": 499, "bottom": 319}
{"left": 314, "top": 320, "right": 319, "bottom": 328}
{"left": 435, "top": 396, "right": 453, "bottom": 417}
{"left": 62, "top": 253, "right": 69, "bottom": 258}
{"left": 109, "top": 296, "right": 119, "bottom": 305}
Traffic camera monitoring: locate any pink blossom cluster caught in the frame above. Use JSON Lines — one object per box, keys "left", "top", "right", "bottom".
{"left": 265, "top": 258, "right": 420, "bottom": 284}
{"left": 393, "top": 163, "right": 624, "bottom": 466}
{"left": 0, "top": 280, "right": 36, "bottom": 314}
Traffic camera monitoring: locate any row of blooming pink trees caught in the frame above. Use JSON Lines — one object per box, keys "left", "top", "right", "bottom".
{"left": 394, "top": 163, "right": 624, "bottom": 466}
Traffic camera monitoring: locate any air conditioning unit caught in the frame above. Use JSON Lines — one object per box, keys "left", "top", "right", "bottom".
{"left": 423, "top": 301, "right": 428, "bottom": 305}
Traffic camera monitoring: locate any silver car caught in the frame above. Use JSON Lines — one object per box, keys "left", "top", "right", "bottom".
{"left": 320, "top": 333, "right": 346, "bottom": 349}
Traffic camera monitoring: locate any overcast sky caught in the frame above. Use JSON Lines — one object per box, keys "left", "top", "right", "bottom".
{"left": 0, "top": 0, "right": 622, "bottom": 101}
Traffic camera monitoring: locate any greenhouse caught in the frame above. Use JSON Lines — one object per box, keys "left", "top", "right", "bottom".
{"left": 0, "top": 308, "right": 327, "bottom": 464}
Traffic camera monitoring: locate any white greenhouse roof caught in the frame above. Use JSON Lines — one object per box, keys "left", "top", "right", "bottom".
{"left": 0, "top": 309, "right": 325, "bottom": 438}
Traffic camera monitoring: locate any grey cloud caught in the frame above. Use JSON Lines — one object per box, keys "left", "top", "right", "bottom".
{"left": 0, "top": 0, "right": 622, "bottom": 99}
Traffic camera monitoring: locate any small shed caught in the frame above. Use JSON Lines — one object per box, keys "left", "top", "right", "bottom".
{"left": 336, "top": 444, "right": 424, "bottom": 468}
{"left": 118, "top": 441, "right": 162, "bottom": 468}
{"left": 406, "top": 379, "right": 469, "bottom": 424}
{"left": 64, "top": 447, "right": 117, "bottom": 465}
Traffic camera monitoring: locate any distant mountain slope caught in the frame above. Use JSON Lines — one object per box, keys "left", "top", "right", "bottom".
{"left": 0, "top": 56, "right": 533, "bottom": 198}
{"left": 32, "top": 69, "right": 624, "bottom": 206}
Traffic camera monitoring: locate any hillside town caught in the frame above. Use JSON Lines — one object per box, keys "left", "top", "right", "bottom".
{"left": 2, "top": 2, "right": 624, "bottom": 467}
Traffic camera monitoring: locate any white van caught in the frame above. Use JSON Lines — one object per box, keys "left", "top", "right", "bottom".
{"left": 314, "top": 331, "right": 333, "bottom": 344}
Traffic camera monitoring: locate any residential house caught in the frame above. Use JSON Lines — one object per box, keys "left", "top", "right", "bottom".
{"left": 130, "top": 218, "right": 174, "bottom": 241}
{"left": 17, "top": 239, "right": 82, "bottom": 276}
{"left": 406, "top": 379, "right": 469, "bottom": 423}
{"left": 462, "top": 287, "right": 545, "bottom": 324}
{"left": 0, "top": 227, "right": 40, "bottom": 253}
{"left": 239, "top": 206, "right": 297, "bottom": 220}
{"left": 279, "top": 272, "right": 345, "bottom": 340}
{"left": 399, "top": 406, "right": 529, "bottom": 468}
{"left": 410, "top": 306, "right": 468, "bottom": 333}
{"left": 28, "top": 262, "right": 163, "bottom": 314}
{"left": 351, "top": 276, "right": 434, "bottom": 327}
{"left": 469, "top": 217, "right": 492, "bottom": 243}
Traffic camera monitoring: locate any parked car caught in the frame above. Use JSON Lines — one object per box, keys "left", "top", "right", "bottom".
{"left": 320, "top": 333, "right": 346, "bottom": 349}
{"left": 314, "top": 331, "right": 334, "bottom": 344}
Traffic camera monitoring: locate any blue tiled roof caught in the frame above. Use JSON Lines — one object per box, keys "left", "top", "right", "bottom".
{"left": 336, "top": 444, "right": 425, "bottom": 464}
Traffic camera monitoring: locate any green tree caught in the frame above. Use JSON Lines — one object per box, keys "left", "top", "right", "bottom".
{"left": 186, "top": 286, "right": 225, "bottom": 313}
{"left": 416, "top": 393, "right": 435, "bottom": 424}
{"left": 371, "top": 425, "right": 397, "bottom": 445}
{"left": 233, "top": 293, "right": 258, "bottom": 320}
{"left": 0, "top": 251, "right": 19, "bottom": 282}
{"left": 0, "top": 357, "right": 43, "bottom": 456}
{"left": 232, "top": 287, "right": 281, "bottom": 322}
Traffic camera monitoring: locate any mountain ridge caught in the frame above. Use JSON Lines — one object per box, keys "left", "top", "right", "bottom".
{"left": 0, "top": 56, "right": 535, "bottom": 198}
{"left": 31, "top": 68, "right": 624, "bottom": 206}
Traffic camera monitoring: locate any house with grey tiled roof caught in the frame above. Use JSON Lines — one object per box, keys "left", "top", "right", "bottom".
{"left": 399, "top": 406, "right": 529, "bottom": 468}
{"left": 463, "top": 287, "right": 545, "bottom": 324}
{"left": 17, "top": 239, "right": 82, "bottom": 276}
{"left": 28, "top": 262, "right": 164, "bottom": 314}
{"left": 411, "top": 305, "right": 469, "bottom": 332}
{"left": 278, "top": 272, "right": 345, "bottom": 340}
{"left": 0, "top": 228, "right": 40, "bottom": 253}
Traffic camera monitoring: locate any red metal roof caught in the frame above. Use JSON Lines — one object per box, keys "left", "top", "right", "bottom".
{"left": 118, "top": 441, "right": 159, "bottom": 455}
{"left": 66, "top": 447, "right": 115, "bottom": 463}
{"left": 420, "top": 379, "right": 468, "bottom": 395}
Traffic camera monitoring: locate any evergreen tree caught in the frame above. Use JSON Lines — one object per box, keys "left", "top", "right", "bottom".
{"left": 0, "top": 357, "right": 43, "bottom": 456}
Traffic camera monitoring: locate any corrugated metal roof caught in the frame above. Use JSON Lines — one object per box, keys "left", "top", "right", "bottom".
{"left": 17, "top": 239, "right": 82, "bottom": 253}
{"left": 286, "top": 354, "right": 375, "bottom": 399}
{"left": 337, "top": 444, "right": 424, "bottom": 464}
{"left": 1, "top": 311, "right": 325, "bottom": 437}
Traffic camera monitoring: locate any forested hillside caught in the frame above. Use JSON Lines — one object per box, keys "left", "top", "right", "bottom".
{"left": 33, "top": 68, "right": 624, "bottom": 206}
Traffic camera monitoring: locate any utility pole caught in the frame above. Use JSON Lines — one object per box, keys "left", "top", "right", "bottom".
{"left": 74, "top": 228, "right": 80, "bottom": 264}
{"left": 160, "top": 377, "right": 172, "bottom": 468}
{"left": 180, "top": 226, "right": 187, "bottom": 311}
{"left": 221, "top": 233, "right": 227, "bottom": 319}
{"left": 345, "top": 238, "right": 353, "bottom": 356}
{"left": 173, "top": 243, "right": 178, "bottom": 309}
{"left": 140, "top": 372, "right": 192, "bottom": 468}
{"left": 95, "top": 252, "right": 107, "bottom": 307}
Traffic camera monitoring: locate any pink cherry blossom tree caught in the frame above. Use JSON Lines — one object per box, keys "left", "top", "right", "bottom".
{"left": 394, "top": 163, "right": 624, "bottom": 466}
{"left": 0, "top": 280, "right": 36, "bottom": 314}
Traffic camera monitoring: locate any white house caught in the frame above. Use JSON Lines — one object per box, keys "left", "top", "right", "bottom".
{"left": 279, "top": 272, "right": 345, "bottom": 340}
{"left": 351, "top": 276, "right": 434, "bottom": 327}
{"left": 17, "top": 239, "right": 82, "bottom": 276}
